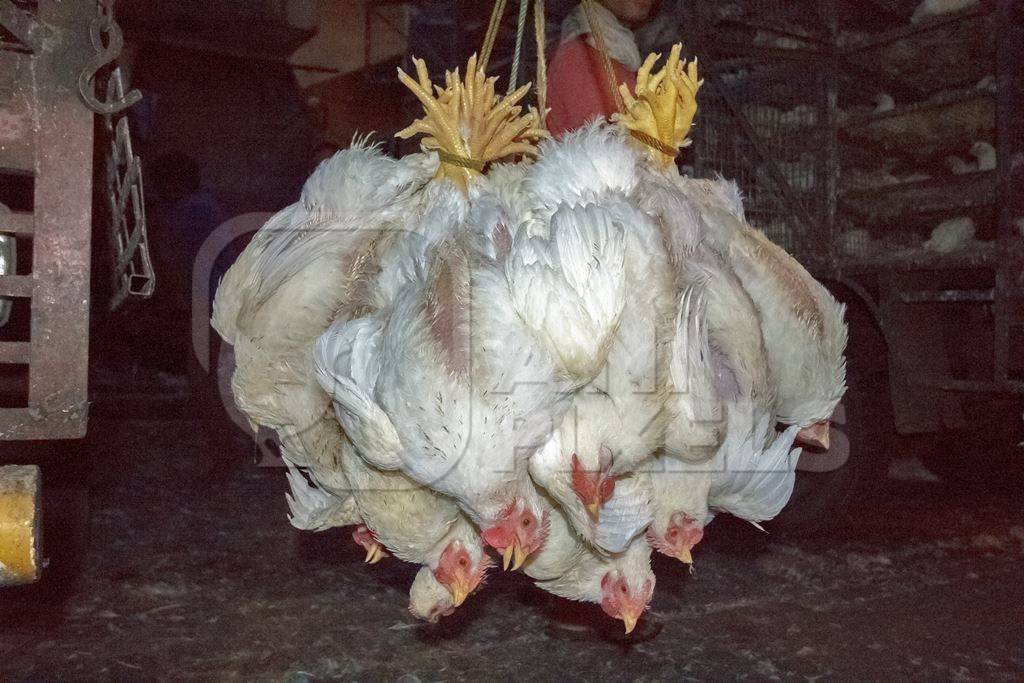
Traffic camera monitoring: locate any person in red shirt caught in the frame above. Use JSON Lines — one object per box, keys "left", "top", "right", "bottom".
{"left": 546, "top": 0, "right": 657, "bottom": 138}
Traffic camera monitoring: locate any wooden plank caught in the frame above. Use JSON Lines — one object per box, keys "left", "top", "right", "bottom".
{"left": 841, "top": 170, "right": 997, "bottom": 221}
{"left": 840, "top": 4, "right": 988, "bottom": 53}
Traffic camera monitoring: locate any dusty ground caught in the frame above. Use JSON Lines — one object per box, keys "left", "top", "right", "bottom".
{"left": 2, "top": 417, "right": 1023, "bottom": 682}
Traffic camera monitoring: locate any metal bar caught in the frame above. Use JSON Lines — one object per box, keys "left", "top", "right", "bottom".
{"left": 364, "top": 4, "right": 373, "bottom": 70}
{"left": 0, "top": 52, "right": 37, "bottom": 173}
{"left": 841, "top": 88, "right": 991, "bottom": 129}
{"left": 839, "top": 4, "right": 988, "bottom": 53}
{"left": 821, "top": 0, "right": 840, "bottom": 267}
{"left": 1, "top": 212, "right": 33, "bottom": 236}
{"left": 992, "top": 0, "right": 1023, "bottom": 383}
{"left": 0, "top": 275, "right": 33, "bottom": 298}
{"left": 898, "top": 288, "right": 995, "bottom": 304}
{"left": 0, "top": 1, "right": 44, "bottom": 51}
{"left": 24, "top": 0, "right": 93, "bottom": 436}
{"left": 0, "top": 407, "right": 88, "bottom": 440}
{"left": 912, "top": 377, "right": 1024, "bottom": 393}
{"left": 0, "top": 341, "right": 31, "bottom": 364}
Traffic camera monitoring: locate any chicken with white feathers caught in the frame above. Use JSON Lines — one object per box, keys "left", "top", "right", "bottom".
{"left": 212, "top": 45, "right": 851, "bottom": 633}
{"left": 524, "top": 123, "right": 672, "bottom": 555}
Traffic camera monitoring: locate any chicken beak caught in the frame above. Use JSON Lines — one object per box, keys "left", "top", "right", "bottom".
{"left": 585, "top": 501, "right": 601, "bottom": 522}
{"left": 364, "top": 543, "right": 386, "bottom": 564}
{"left": 502, "top": 544, "right": 515, "bottom": 571}
{"left": 449, "top": 580, "right": 470, "bottom": 607}
{"left": 621, "top": 613, "right": 638, "bottom": 635}
{"left": 512, "top": 543, "right": 527, "bottom": 572}
{"left": 676, "top": 547, "right": 693, "bottom": 565}
{"left": 796, "top": 420, "right": 830, "bottom": 451}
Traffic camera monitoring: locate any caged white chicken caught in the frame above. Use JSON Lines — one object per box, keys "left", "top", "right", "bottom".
{"left": 212, "top": 44, "right": 849, "bottom": 633}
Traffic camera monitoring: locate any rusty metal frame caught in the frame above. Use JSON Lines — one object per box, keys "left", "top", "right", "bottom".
{"left": 0, "top": 1, "right": 94, "bottom": 440}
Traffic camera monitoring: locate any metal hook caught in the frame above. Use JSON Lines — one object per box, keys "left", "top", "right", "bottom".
{"left": 77, "top": 10, "right": 142, "bottom": 115}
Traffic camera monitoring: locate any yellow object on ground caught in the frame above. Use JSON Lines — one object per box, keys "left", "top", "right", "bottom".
{"left": 0, "top": 464, "right": 41, "bottom": 586}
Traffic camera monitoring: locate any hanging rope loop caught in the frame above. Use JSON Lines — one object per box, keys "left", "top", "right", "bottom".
{"left": 507, "top": 0, "right": 530, "bottom": 93}
{"left": 533, "top": 0, "right": 547, "bottom": 124}
{"left": 479, "top": 0, "right": 509, "bottom": 73}
{"left": 580, "top": 0, "right": 624, "bottom": 114}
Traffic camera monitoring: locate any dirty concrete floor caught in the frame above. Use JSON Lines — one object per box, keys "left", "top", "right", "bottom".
{"left": 1, "top": 418, "right": 1022, "bottom": 682}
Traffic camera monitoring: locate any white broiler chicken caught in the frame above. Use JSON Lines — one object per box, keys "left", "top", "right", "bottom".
{"left": 607, "top": 47, "right": 825, "bottom": 564}
{"left": 316, "top": 191, "right": 626, "bottom": 571}
{"left": 523, "top": 123, "right": 674, "bottom": 553}
{"left": 338, "top": 436, "right": 490, "bottom": 610}
{"left": 681, "top": 179, "right": 847, "bottom": 450}
{"left": 315, "top": 55, "right": 627, "bottom": 571}
{"left": 613, "top": 45, "right": 846, "bottom": 448}
{"left": 524, "top": 501, "right": 656, "bottom": 634}
{"left": 647, "top": 246, "right": 801, "bottom": 565}
{"left": 212, "top": 138, "right": 432, "bottom": 477}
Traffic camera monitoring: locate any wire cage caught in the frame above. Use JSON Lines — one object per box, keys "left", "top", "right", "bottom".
{"left": 693, "top": 62, "right": 832, "bottom": 260}
{"left": 675, "top": 0, "right": 836, "bottom": 265}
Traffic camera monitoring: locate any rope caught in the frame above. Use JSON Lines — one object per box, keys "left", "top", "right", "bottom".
{"left": 580, "top": 0, "right": 624, "bottom": 114}
{"left": 479, "top": 0, "right": 509, "bottom": 73}
{"left": 437, "top": 149, "right": 486, "bottom": 172}
{"left": 508, "top": 0, "right": 530, "bottom": 92}
{"left": 629, "top": 129, "right": 677, "bottom": 159}
{"left": 533, "top": 0, "right": 547, "bottom": 124}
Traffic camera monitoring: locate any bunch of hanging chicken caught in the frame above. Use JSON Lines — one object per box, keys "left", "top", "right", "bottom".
{"left": 212, "top": 46, "right": 847, "bottom": 633}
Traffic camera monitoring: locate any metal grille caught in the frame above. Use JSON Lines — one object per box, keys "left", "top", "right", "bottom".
{"left": 693, "top": 61, "right": 829, "bottom": 259}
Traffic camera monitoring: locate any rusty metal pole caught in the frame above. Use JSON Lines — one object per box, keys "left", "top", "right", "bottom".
{"left": 0, "top": 465, "right": 41, "bottom": 586}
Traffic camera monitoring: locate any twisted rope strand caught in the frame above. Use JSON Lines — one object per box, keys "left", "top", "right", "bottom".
{"left": 580, "top": 0, "right": 624, "bottom": 114}
{"left": 508, "top": 0, "right": 530, "bottom": 92}
{"left": 533, "top": 0, "right": 547, "bottom": 124}
{"left": 479, "top": 0, "right": 509, "bottom": 73}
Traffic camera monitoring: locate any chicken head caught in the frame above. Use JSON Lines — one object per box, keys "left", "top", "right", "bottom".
{"left": 571, "top": 448, "right": 617, "bottom": 521}
{"left": 480, "top": 499, "right": 549, "bottom": 571}
{"left": 408, "top": 566, "right": 457, "bottom": 623}
{"left": 647, "top": 511, "right": 704, "bottom": 565}
{"left": 433, "top": 539, "right": 490, "bottom": 607}
{"left": 600, "top": 571, "right": 655, "bottom": 634}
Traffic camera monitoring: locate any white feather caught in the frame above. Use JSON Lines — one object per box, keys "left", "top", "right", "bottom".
{"left": 284, "top": 461, "right": 360, "bottom": 532}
